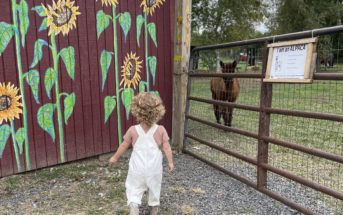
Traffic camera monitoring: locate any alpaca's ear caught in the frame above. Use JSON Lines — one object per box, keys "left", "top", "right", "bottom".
{"left": 220, "top": 61, "right": 224, "bottom": 68}
{"left": 232, "top": 60, "right": 237, "bottom": 68}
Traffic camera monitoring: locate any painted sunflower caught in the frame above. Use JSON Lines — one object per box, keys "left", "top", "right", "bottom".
{"left": 43, "top": 0, "right": 81, "bottom": 36}
{"left": 120, "top": 52, "right": 143, "bottom": 89}
{"left": 0, "top": 83, "right": 22, "bottom": 124}
{"left": 140, "top": 0, "right": 165, "bottom": 16}
{"left": 96, "top": 0, "right": 118, "bottom": 7}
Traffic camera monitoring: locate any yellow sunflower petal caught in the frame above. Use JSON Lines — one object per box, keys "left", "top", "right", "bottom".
{"left": 120, "top": 52, "right": 142, "bottom": 89}
{"left": 44, "top": 0, "right": 80, "bottom": 36}
{"left": 0, "top": 82, "right": 23, "bottom": 122}
{"left": 140, "top": 0, "right": 165, "bottom": 16}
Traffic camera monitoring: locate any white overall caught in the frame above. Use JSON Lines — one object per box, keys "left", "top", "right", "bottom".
{"left": 125, "top": 124, "right": 163, "bottom": 206}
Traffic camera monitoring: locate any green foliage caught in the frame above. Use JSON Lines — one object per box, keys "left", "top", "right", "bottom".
{"left": 44, "top": 67, "right": 57, "bottom": 99}
{"left": 148, "top": 56, "right": 157, "bottom": 84}
{"left": 17, "top": 0, "right": 29, "bottom": 47}
{"left": 266, "top": 0, "right": 343, "bottom": 61}
{"left": 147, "top": 23, "right": 157, "bottom": 47}
{"left": 100, "top": 50, "right": 113, "bottom": 91}
{"left": 268, "top": 0, "right": 343, "bottom": 35}
{"left": 30, "top": 39, "right": 48, "bottom": 68}
{"left": 121, "top": 88, "right": 134, "bottom": 120}
{"left": 59, "top": 46, "right": 75, "bottom": 80}
{"left": 136, "top": 15, "right": 144, "bottom": 46}
{"left": 37, "top": 103, "right": 56, "bottom": 142}
{"left": 119, "top": 12, "right": 131, "bottom": 41}
{"left": 104, "top": 96, "right": 116, "bottom": 123}
{"left": 97, "top": 10, "right": 110, "bottom": 39}
{"left": 15, "top": 127, "right": 25, "bottom": 154}
{"left": 192, "top": 0, "right": 266, "bottom": 46}
{"left": 0, "top": 22, "right": 14, "bottom": 55}
{"left": 0, "top": 124, "right": 11, "bottom": 159}
{"left": 26, "top": 70, "right": 40, "bottom": 104}
{"left": 64, "top": 93, "right": 76, "bottom": 125}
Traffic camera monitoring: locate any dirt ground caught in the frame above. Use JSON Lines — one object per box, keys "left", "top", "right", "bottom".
{"left": 0, "top": 153, "right": 133, "bottom": 215}
{"left": 0, "top": 152, "right": 303, "bottom": 215}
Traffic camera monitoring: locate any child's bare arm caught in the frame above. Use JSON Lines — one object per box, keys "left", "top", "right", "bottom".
{"left": 109, "top": 141, "right": 131, "bottom": 167}
{"left": 162, "top": 141, "right": 174, "bottom": 172}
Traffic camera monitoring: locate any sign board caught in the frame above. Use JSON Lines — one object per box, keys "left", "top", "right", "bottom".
{"left": 264, "top": 38, "right": 318, "bottom": 83}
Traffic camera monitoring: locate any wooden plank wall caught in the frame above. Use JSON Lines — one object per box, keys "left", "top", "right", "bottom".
{"left": 0, "top": 0, "right": 174, "bottom": 177}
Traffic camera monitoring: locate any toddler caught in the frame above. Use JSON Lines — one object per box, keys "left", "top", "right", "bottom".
{"left": 109, "top": 92, "right": 174, "bottom": 215}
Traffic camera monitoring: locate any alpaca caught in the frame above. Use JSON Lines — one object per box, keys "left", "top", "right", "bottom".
{"left": 210, "top": 60, "right": 240, "bottom": 126}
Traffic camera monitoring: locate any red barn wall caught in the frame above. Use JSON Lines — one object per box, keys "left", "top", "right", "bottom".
{"left": 0, "top": 0, "right": 174, "bottom": 177}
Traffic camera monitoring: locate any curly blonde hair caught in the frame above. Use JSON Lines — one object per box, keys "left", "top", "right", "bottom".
{"left": 131, "top": 92, "right": 165, "bottom": 126}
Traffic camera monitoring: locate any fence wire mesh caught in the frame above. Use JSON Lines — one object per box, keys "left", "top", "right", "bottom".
{"left": 185, "top": 31, "right": 343, "bottom": 214}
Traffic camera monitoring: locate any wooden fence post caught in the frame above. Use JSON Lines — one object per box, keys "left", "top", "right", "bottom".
{"left": 257, "top": 46, "right": 272, "bottom": 188}
{"left": 172, "top": 0, "right": 192, "bottom": 152}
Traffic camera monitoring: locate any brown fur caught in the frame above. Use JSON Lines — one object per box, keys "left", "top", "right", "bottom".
{"left": 210, "top": 61, "right": 240, "bottom": 126}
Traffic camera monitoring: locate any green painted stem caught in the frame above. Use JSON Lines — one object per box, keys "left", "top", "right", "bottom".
{"left": 11, "top": 0, "right": 30, "bottom": 170}
{"left": 144, "top": 12, "right": 150, "bottom": 92}
{"left": 51, "top": 33, "right": 65, "bottom": 163}
{"left": 59, "top": 92, "right": 69, "bottom": 99}
{"left": 10, "top": 121, "right": 21, "bottom": 172}
{"left": 113, "top": 6, "right": 123, "bottom": 144}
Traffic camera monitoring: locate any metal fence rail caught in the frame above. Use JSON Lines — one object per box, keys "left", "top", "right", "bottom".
{"left": 184, "top": 25, "right": 343, "bottom": 214}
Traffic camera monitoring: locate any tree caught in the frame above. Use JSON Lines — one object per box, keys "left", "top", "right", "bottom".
{"left": 268, "top": 0, "right": 343, "bottom": 34}
{"left": 267, "top": 0, "right": 343, "bottom": 66}
{"left": 192, "top": 0, "right": 267, "bottom": 46}
{"left": 191, "top": 0, "right": 267, "bottom": 70}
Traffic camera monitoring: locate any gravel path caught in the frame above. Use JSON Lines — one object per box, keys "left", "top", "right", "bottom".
{"left": 154, "top": 154, "right": 299, "bottom": 215}
{"left": 0, "top": 153, "right": 341, "bottom": 214}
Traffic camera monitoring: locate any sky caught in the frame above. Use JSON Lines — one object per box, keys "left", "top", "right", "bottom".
{"left": 256, "top": 22, "right": 268, "bottom": 33}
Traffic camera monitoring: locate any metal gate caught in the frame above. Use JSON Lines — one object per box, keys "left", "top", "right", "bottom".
{"left": 183, "top": 26, "right": 343, "bottom": 214}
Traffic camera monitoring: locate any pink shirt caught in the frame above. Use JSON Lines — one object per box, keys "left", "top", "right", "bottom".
{"left": 123, "top": 124, "right": 170, "bottom": 149}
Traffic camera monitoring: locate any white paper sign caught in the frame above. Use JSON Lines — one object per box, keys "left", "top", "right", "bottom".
{"left": 270, "top": 44, "right": 308, "bottom": 79}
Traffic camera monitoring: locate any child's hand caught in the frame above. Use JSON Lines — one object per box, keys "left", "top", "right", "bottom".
{"left": 168, "top": 162, "right": 174, "bottom": 172}
{"left": 108, "top": 156, "right": 118, "bottom": 168}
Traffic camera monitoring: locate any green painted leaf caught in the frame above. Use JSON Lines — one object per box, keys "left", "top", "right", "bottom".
{"left": 64, "top": 93, "right": 76, "bottom": 125}
{"left": 100, "top": 50, "right": 113, "bottom": 91}
{"left": 44, "top": 68, "right": 56, "bottom": 99}
{"left": 26, "top": 70, "right": 40, "bottom": 104}
{"left": 96, "top": 10, "right": 110, "bottom": 39}
{"left": 0, "top": 124, "right": 11, "bottom": 159}
{"left": 136, "top": 15, "right": 144, "bottom": 47}
{"left": 148, "top": 56, "right": 157, "bottom": 85}
{"left": 15, "top": 127, "right": 25, "bottom": 154}
{"left": 30, "top": 39, "right": 48, "bottom": 68}
{"left": 37, "top": 103, "right": 56, "bottom": 142}
{"left": 39, "top": 17, "right": 48, "bottom": 32}
{"left": 59, "top": 46, "right": 75, "bottom": 80}
{"left": 32, "top": 5, "right": 46, "bottom": 17}
{"left": 17, "top": 0, "right": 30, "bottom": 47}
{"left": 119, "top": 12, "right": 131, "bottom": 41}
{"left": 121, "top": 88, "right": 134, "bottom": 120}
{"left": 104, "top": 96, "right": 116, "bottom": 123}
{"left": 0, "top": 22, "right": 14, "bottom": 56}
{"left": 152, "top": 90, "right": 160, "bottom": 97}
{"left": 147, "top": 23, "right": 157, "bottom": 47}
{"left": 139, "top": 81, "right": 147, "bottom": 93}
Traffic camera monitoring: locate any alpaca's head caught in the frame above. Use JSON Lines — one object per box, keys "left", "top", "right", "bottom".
{"left": 220, "top": 60, "right": 237, "bottom": 82}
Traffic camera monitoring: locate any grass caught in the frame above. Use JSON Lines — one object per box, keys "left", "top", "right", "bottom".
{"left": 186, "top": 68, "right": 343, "bottom": 213}
{"left": 107, "top": 186, "right": 126, "bottom": 200}
{"left": 0, "top": 154, "right": 132, "bottom": 214}
{"left": 2, "top": 176, "right": 21, "bottom": 189}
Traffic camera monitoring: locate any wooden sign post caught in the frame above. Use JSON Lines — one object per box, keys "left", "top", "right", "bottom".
{"left": 172, "top": 0, "right": 192, "bottom": 152}
{"left": 264, "top": 38, "right": 318, "bottom": 83}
